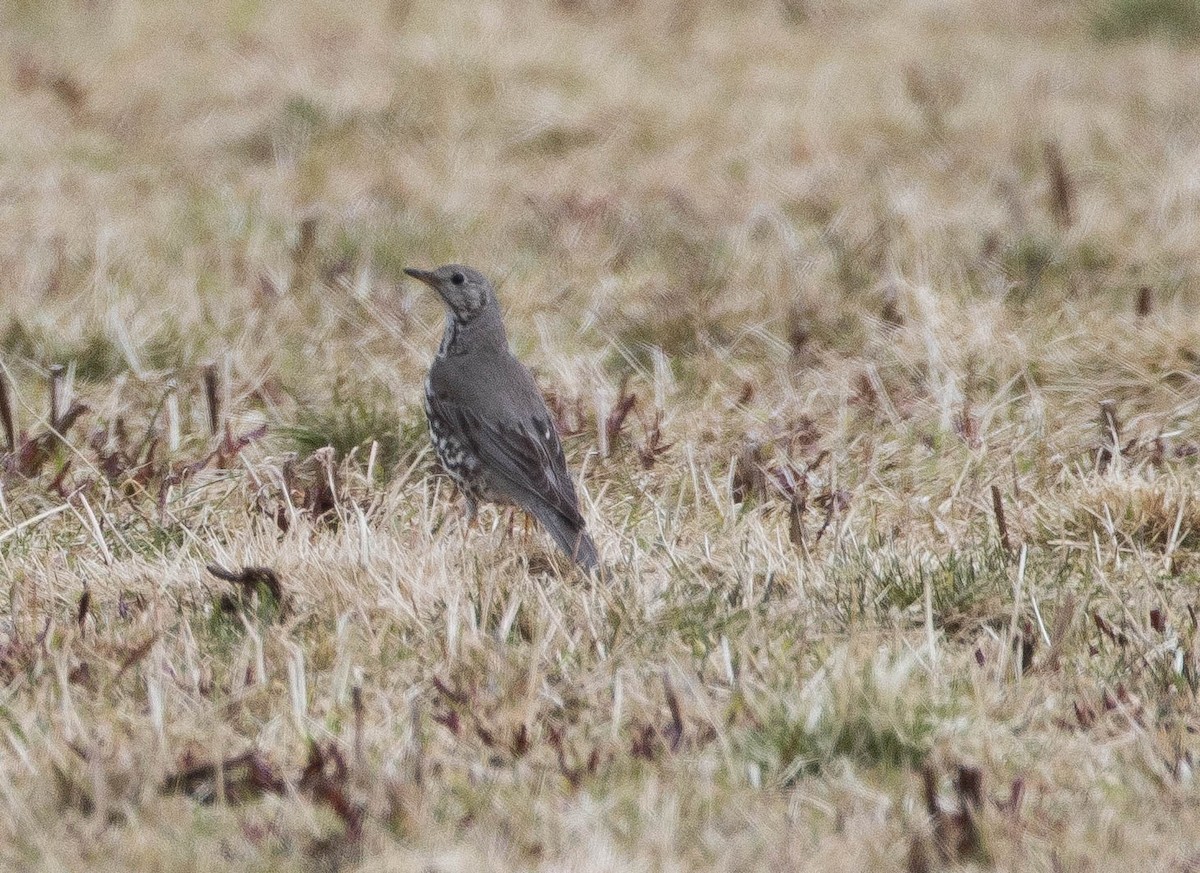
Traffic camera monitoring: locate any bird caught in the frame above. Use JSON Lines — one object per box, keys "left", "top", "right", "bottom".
{"left": 404, "top": 264, "right": 600, "bottom": 573}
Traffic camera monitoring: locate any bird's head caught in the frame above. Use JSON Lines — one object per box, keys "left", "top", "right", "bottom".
{"left": 404, "top": 264, "right": 495, "bottom": 323}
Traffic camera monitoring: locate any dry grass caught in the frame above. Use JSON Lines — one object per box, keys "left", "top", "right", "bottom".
{"left": 0, "top": 0, "right": 1199, "bottom": 869}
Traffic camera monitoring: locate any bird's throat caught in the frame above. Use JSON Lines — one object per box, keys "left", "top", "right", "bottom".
{"left": 438, "top": 314, "right": 461, "bottom": 357}
{"left": 437, "top": 306, "right": 508, "bottom": 359}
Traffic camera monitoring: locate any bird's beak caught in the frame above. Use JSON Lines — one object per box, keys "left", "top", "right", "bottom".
{"left": 403, "top": 267, "right": 438, "bottom": 288}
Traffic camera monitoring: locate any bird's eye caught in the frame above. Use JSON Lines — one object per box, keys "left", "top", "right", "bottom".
{"left": 451, "top": 272, "right": 465, "bottom": 285}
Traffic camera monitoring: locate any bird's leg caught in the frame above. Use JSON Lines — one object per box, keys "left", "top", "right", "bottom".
{"left": 456, "top": 492, "right": 478, "bottom": 554}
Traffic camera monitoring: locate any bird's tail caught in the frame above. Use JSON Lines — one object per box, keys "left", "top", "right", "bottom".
{"left": 532, "top": 506, "right": 600, "bottom": 574}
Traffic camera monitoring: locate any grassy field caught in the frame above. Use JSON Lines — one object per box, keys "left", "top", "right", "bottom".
{"left": 1, "top": 0, "right": 1200, "bottom": 869}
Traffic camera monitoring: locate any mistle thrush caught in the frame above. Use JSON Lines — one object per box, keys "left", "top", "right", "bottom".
{"left": 404, "top": 264, "right": 600, "bottom": 572}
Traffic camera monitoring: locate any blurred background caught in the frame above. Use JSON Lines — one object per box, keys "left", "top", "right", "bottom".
{"left": 0, "top": 0, "right": 1197, "bottom": 446}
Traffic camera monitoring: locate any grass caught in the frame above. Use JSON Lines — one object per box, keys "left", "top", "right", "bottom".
{"left": 1093, "top": 0, "right": 1200, "bottom": 41}
{"left": 283, "top": 385, "right": 426, "bottom": 483}
{"left": 0, "top": 0, "right": 1199, "bottom": 869}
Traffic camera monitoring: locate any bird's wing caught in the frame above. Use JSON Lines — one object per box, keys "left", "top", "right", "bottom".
{"left": 428, "top": 392, "right": 584, "bottom": 527}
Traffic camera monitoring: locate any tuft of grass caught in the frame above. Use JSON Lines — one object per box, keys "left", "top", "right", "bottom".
{"left": 282, "top": 391, "right": 426, "bottom": 481}
{"left": 0, "top": 322, "right": 129, "bottom": 381}
{"left": 1062, "top": 473, "right": 1200, "bottom": 551}
{"left": 741, "top": 650, "right": 944, "bottom": 785}
{"left": 1002, "top": 234, "right": 1064, "bottom": 298}
{"left": 870, "top": 545, "right": 1010, "bottom": 633}
{"left": 1093, "top": 0, "right": 1200, "bottom": 42}
{"left": 62, "top": 332, "right": 129, "bottom": 382}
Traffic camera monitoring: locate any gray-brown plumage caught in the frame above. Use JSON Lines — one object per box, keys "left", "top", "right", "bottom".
{"left": 404, "top": 264, "right": 599, "bottom": 572}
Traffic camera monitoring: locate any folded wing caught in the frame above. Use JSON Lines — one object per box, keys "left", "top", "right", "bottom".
{"left": 427, "top": 394, "right": 584, "bottom": 528}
